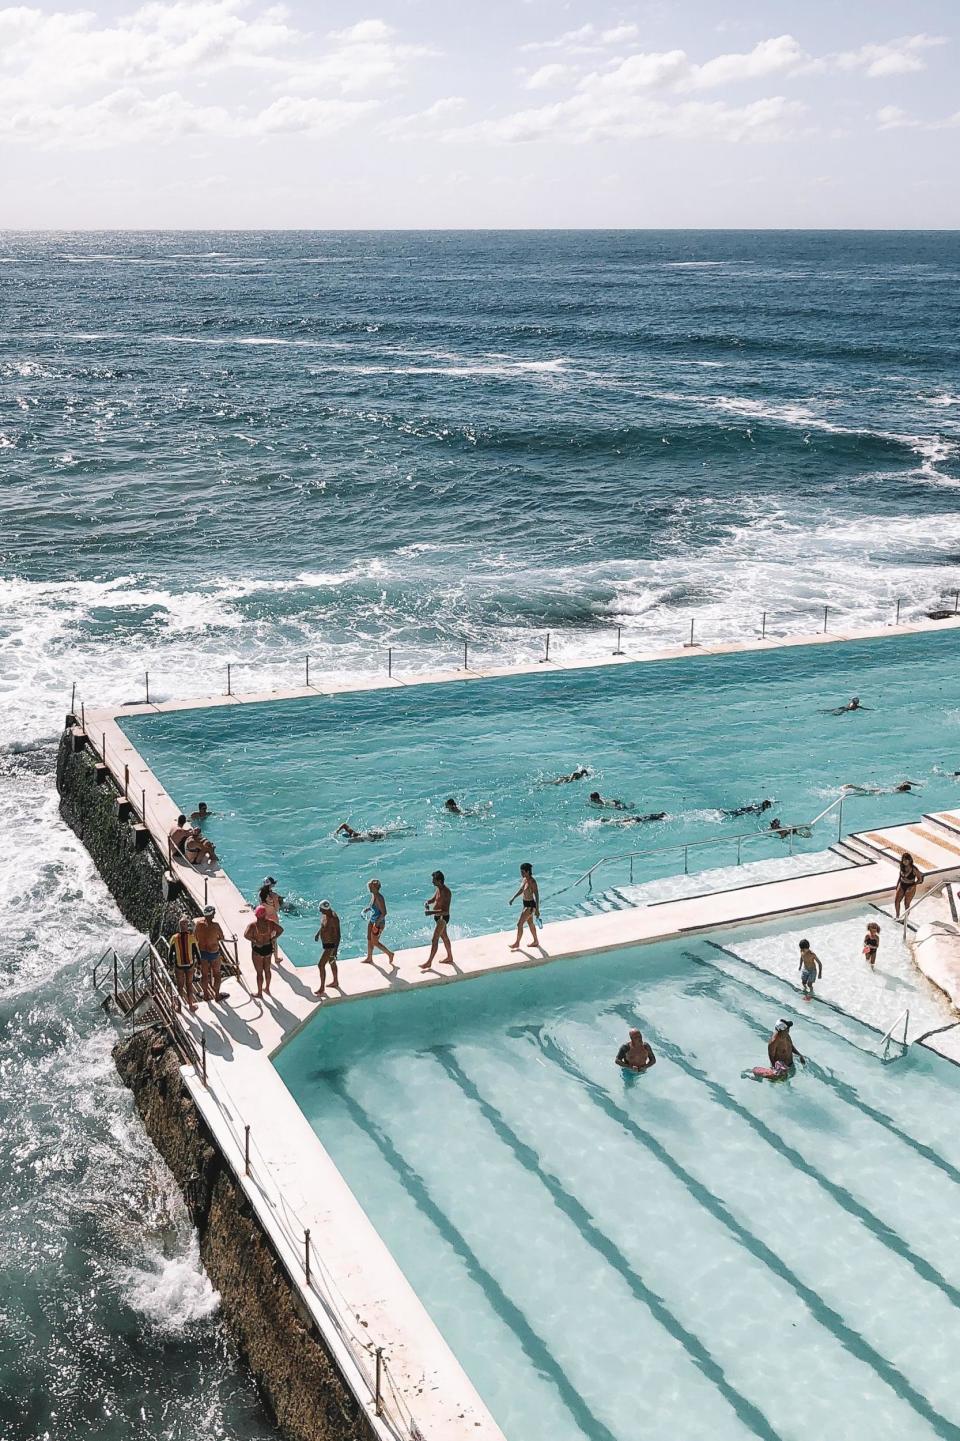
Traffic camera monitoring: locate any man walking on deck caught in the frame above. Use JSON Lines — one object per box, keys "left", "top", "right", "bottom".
{"left": 314, "top": 900, "right": 341, "bottom": 998}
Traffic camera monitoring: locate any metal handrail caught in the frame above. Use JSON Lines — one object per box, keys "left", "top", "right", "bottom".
{"left": 569, "top": 792, "right": 849, "bottom": 897}
{"left": 878, "top": 1007, "right": 910, "bottom": 1057}
{"left": 902, "top": 876, "right": 959, "bottom": 938}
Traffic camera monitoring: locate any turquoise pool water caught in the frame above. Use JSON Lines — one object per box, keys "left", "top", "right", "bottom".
{"left": 276, "top": 934, "right": 960, "bottom": 1441}
{"left": 119, "top": 629, "right": 960, "bottom": 961}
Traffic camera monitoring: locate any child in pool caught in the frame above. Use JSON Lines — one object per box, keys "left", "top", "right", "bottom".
{"left": 863, "top": 922, "right": 880, "bottom": 966}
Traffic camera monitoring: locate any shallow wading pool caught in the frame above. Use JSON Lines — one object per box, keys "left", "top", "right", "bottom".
{"left": 276, "top": 929, "right": 960, "bottom": 1441}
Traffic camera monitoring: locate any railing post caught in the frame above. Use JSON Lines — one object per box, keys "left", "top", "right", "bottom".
{"left": 761, "top": 611, "right": 767, "bottom": 640}
{"left": 70, "top": 681, "right": 76, "bottom": 714}
{"left": 124, "top": 763, "right": 129, "bottom": 800}
{"left": 113, "top": 951, "right": 119, "bottom": 1003}
{"left": 463, "top": 637, "right": 468, "bottom": 670}
{"left": 304, "top": 1228, "right": 311, "bottom": 1284}
{"left": 201, "top": 1033, "right": 207, "bottom": 1085}
{"left": 683, "top": 845, "right": 689, "bottom": 875}
{"left": 244, "top": 1125, "right": 250, "bottom": 1176}
{"left": 837, "top": 794, "right": 844, "bottom": 841}
{"left": 736, "top": 835, "right": 742, "bottom": 866}
{"left": 204, "top": 876, "right": 209, "bottom": 907}
{"left": 822, "top": 605, "right": 828, "bottom": 634}
{"left": 686, "top": 618, "right": 695, "bottom": 647}
{"left": 629, "top": 856, "right": 634, "bottom": 884}
{"left": 903, "top": 1009, "right": 910, "bottom": 1047}
{"left": 955, "top": 589, "right": 959, "bottom": 615}
{"left": 226, "top": 663, "right": 232, "bottom": 696}
{"left": 305, "top": 655, "right": 310, "bottom": 687}
{"left": 375, "top": 1347, "right": 384, "bottom": 1416}
{"left": 789, "top": 828, "right": 795, "bottom": 856}
{"left": 102, "top": 731, "right": 107, "bottom": 767}
{"left": 388, "top": 646, "right": 393, "bottom": 678}
{"left": 81, "top": 700, "right": 86, "bottom": 731}
{"left": 145, "top": 670, "right": 150, "bottom": 704}
{"left": 539, "top": 632, "right": 551, "bottom": 664}
{"left": 141, "top": 786, "right": 146, "bottom": 821}
{"left": 613, "top": 625, "right": 624, "bottom": 656}
{"left": 895, "top": 598, "right": 901, "bottom": 626}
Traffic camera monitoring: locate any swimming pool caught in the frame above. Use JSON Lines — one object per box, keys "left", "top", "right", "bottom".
{"left": 119, "top": 628, "right": 960, "bottom": 961}
{"left": 276, "top": 931, "right": 960, "bottom": 1441}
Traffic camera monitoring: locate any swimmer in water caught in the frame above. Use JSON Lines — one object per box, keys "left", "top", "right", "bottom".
{"left": 335, "top": 821, "right": 411, "bottom": 843}
{"left": 826, "top": 696, "right": 869, "bottom": 715}
{"left": 548, "top": 767, "right": 590, "bottom": 785}
{"left": 443, "top": 797, "right": 488, "bottom": 818}
{"left": 600, "top": 811, "right": 667, "bottom": 826}
{"left": 616, "top": 1028, "right": 656, "bottom": 1074}
{"left": 768, "top": 819, "right": 812, "bottom": 840}
{"left": 843, "top": 779, "right": 923, "bottom": 795}
{"left": 589, "top": 791, "right": 629, "bottom": 810}
{"left": 722, "top": 800, "right": 773, "bottom": 818}
{"left": 768, "top": 1018, "right": 806, "bottom": 1069}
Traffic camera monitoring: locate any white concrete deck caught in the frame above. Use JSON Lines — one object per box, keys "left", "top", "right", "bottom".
{"left": 73, "top": 614, "right": 960, "bottom": 1441}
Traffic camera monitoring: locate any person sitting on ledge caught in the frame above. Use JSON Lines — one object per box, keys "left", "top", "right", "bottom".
{"left": 589, "top": 791, "right": 628, "bottom": 809}
{"left": 184, "top": 827, "right": 218, "bottom": 866}
{"left": 168, "top": 815, "right": 191, "bottom": 858}
{"left": 616, "top": 1028, "right": 656, "bottom": 1074}
{"left": 190, "top": 801, "right": 213, "bottom": 822}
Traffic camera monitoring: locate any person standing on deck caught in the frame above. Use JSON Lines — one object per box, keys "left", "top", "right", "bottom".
{"left": 798, "top": 939, "right": 822, "bottom": 1001}
{"left": 509, "top": 862, "right": 540, "bottom": 950}
{"left": 258, "top": 877, "right": 283, "bottom": 964}
{"left": 363, "top": 879, "right": 395, "bottom": 967}
{"left": 245, "top": 906, "right": 282, "bottom": 998}
{"left": 195, "top": 905, "right": 226, "bottom": 1003}
{"left": 168, "top": 915, "right": 199, "bottom": 1013}
{"left": 314, "top": 900, "right": 341, "bottom": 998}
{"left": 894, "top": 853, "right": 922, "bottom": 918}
{"left": 420, "top": 871, "right": 454, "bottom": 971}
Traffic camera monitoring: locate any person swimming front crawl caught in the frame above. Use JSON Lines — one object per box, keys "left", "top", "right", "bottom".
{"left": 600, "top": 812, "right": 667, "bottom": 826}
{"left": 722, "top": 800, "right": 773, "bottom": 818}
{"left": 548, "top": 767, "right": 590, "bottom": 785}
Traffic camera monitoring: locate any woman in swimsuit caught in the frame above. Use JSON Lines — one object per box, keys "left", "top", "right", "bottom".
{"left": 363, "top": 879, "right": 395, "bottom": 966}
{"left": 258, "top": 878, "right": 283, "bottom": 965}
{"left": 894, "top": 853, "right": 922, "bottom": 918}
{"left": 509, "top": 862, "right": 540, "bottom": 951}
{"left": 168, "top": 916, "right": 199, "bottom": 1013}
{"left": 244, "top": 905, "right": 282, "bottom": 998}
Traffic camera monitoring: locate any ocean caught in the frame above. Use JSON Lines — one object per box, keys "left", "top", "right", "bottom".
{"left": 1, "top": 230, "right": 959, "bottom": 1438}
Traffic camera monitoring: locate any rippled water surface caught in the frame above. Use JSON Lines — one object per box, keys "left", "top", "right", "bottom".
{"left": 2, "top": 230, "right": 959, "bottom": 1438}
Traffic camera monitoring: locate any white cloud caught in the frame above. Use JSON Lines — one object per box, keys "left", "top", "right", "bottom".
{"left": 382, "top": 95, "right": 465, "bottom": 139}
{"left": 520, "top": 22, "right": 641, "bottom": 55}
{"left": 525, "top": 63, "right": 576, "bottom": 91}
{"left": 830, "top": 34, "right": 946, "bottom": 78}
{"left": 0, "top": 3, "right": 432, "bottom": 148}
{"left": 447, "top": 94, "right": 805, "bottom": 146}
{"left": 875, "top": 105, "right": 917, "bottom": 130}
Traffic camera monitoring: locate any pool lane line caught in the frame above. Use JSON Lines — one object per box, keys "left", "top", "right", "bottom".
{"left": 607, "top": 1000, "right": 960, "bottom": 1326}
{"left": 499, "top": 1027, "right": 958, "bottom": 1441}
{"left": 691, "top": 946, "right": 960, "bottom": 1187}
{"left": 432, "top": 1047, "right": 781, "bottom": 1441}
{"left": 323, "top": 1074, "right": 622, "bottom": 1441}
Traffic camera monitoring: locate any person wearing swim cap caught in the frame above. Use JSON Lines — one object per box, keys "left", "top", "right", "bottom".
{"left": 194, "top": 904, "right": 226, "bottom": 1003}
{"left": 314, "top": 900, "right": 341, "bottom": 999}
{"left": 616, "top": 1028, "right": 656, "bottom": 1073}
{"left": 767, "top": 1019, "right": 806, "bottom": 1071}
{"left": 244, "top": 904, "right": 283, "bottom": 998}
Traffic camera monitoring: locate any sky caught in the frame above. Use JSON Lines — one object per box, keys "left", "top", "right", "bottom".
{"left": 1, "top": 1, "right": 958, "bottom": 228}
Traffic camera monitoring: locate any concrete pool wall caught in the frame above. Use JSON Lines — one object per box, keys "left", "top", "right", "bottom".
{"left": 63, "top": 615, "right": 960, "bottom": 1441}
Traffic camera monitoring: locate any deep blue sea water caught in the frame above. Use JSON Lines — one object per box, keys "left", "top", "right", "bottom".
{"left": 2, "top": 231, "right": 959, "bottom": 1439}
